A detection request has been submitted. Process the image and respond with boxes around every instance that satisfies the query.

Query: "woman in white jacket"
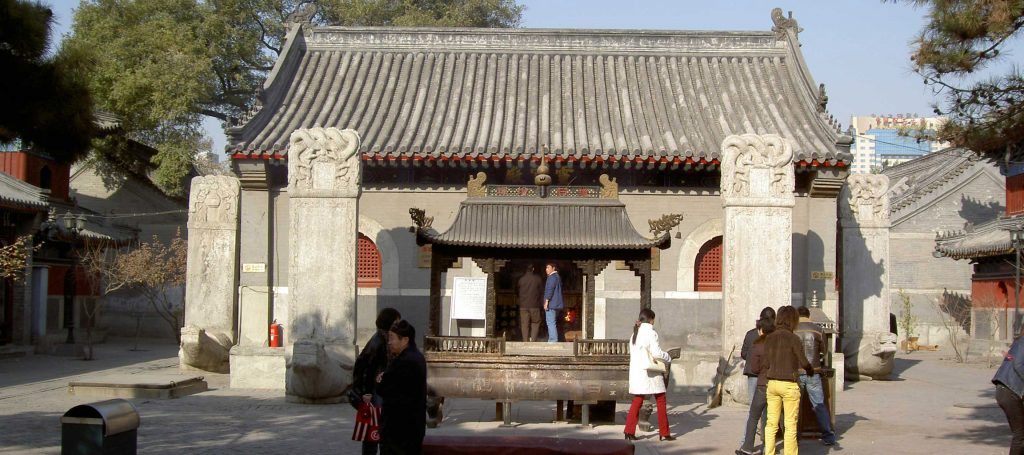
[623,308,675,441]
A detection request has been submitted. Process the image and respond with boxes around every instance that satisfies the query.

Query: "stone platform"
[67,373,207,399]
[229,345,286,390]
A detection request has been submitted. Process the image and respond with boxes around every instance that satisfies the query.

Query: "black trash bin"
[61,399,139,455]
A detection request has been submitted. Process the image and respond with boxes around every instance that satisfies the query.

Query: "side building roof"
[227,10,851,168]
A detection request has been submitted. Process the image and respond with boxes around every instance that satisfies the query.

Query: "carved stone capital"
[720,134,794,204]
[840,174,890,228]
[287,128,361,197]
[188,176,241,230]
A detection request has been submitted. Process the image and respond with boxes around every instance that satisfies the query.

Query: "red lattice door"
[695,236,723,292]
[357,234,382,288]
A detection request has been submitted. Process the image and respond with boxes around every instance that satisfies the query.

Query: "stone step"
[504,341,575,356]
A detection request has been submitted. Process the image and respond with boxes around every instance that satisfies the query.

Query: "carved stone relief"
[720,133,793,199]
[841,174,890,226]
[188,176,240,228]
[287,128,361,195]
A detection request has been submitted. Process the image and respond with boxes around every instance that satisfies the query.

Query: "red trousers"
[623,393,670,437]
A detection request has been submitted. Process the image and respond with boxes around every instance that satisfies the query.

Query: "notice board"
[450,277,487,320]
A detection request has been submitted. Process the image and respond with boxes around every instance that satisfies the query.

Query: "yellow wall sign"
[242,263,266,273]
[810,271,833,280]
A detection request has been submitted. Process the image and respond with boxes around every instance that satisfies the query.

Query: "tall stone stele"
[180,175,241,373]
[840,174,897,380]
[719,133,794,404]
[286,127,361,403]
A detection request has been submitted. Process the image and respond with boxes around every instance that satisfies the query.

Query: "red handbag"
[352,402,381,443]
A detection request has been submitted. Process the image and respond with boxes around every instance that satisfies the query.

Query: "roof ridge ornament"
[599,174,618,199]
[771,7,802,41]
[649,213,684,239]
[467,172,487,197]
[409,208,433,230]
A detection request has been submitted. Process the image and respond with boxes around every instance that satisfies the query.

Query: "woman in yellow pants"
[762,306,813,455]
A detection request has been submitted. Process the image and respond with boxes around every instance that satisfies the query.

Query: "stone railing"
[424,336,505,354]
[573,339,630,357]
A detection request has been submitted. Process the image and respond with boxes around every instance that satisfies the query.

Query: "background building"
[849,115,950,174]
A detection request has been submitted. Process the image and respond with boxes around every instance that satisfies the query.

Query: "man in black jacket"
[352,308,401,455]
[795,306,836,446]
[378,320,427,455]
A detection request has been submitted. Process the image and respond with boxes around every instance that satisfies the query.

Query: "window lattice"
[357,234,381,288]
[694,236,723,292]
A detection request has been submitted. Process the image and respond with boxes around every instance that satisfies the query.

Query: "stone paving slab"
[0,340,1011,454]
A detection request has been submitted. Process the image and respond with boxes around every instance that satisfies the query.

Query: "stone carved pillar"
[180,176,241,373]
[720,133,794,404]
[286,127,361,403]
[840,174,897,381]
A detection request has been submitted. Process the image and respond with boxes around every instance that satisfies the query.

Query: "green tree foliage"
[898,0,1024,156]
[0,0,95,161]
[67,0,522,195]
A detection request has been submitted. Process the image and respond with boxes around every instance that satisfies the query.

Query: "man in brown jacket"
[795,306,837,445]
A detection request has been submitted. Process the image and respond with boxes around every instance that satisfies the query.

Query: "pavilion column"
[285,127,361,403]
[573,260,610,339]
[474,258,507,338]
[840,175,897,381]
[180,176,240,373]
[719,133,794,404]
[626,259,653,311]
[428,252,456,337]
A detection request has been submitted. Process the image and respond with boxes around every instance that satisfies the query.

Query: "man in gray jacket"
[795,306,836,446]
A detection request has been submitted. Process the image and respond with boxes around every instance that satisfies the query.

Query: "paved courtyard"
[0,340,1010,454]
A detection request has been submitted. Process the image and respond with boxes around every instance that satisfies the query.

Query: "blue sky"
[43,0,992,156]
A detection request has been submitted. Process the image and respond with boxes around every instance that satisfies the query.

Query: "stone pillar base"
[843,331,897,381]
[229,345,286,390]
[179,326,231,373]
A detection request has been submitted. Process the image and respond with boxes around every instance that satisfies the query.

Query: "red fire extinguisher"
[269,321,283,348]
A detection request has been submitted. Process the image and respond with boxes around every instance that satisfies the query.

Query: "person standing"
[352,308,401,455]
[763,306,813,455]
[623,308,675,442]
[543,262,564,343]
[517,264,543,342]
[739,307,776,445]
[993,334,1024,454]
[737,314,776,455]
[377,320,427,455]
[794,306,837,446]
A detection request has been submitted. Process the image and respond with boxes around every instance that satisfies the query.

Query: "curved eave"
[416,199,671,251]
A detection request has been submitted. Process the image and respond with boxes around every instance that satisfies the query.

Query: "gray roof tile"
[228,27,851,165]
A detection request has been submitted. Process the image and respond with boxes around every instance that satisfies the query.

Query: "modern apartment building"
[849,114,950,174]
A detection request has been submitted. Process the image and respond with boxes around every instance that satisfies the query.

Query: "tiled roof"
[0,172,47,210]
[934,215,1022,260]
[884,149,1002,224]
[228,23,851,166]
[418,197,668,250]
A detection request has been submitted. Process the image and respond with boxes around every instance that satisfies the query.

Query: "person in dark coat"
[993,334,1024,454]
[377,320,427,455]
[352,308,401,455]
[739,307,776,446]
[517,264,544,342]
[737,314,776,455]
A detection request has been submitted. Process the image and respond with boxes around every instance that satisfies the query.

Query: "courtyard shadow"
[933,388,1008,448]
[0,340,179,389]
[890,356,923,379]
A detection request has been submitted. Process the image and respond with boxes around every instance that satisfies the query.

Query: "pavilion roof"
[934,215,1021,260]
[416,189,670,250]
[228,15,852,168]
